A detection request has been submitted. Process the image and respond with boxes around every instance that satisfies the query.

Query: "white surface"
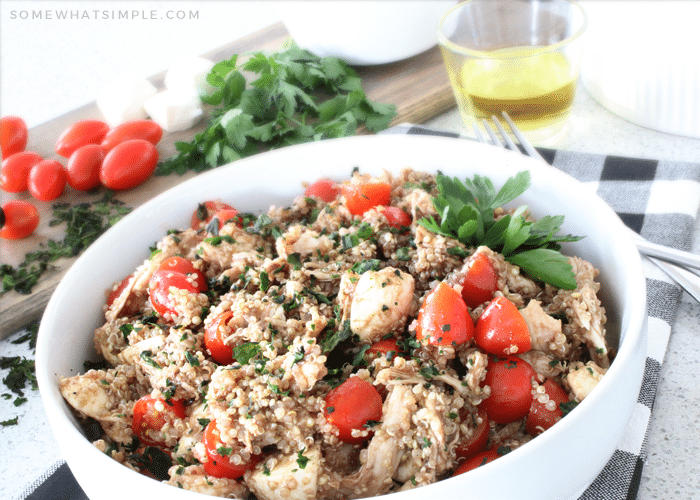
[35,134,647,500]
[2,2,700,500]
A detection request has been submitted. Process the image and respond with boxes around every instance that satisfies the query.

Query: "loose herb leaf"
[418,172,581,289]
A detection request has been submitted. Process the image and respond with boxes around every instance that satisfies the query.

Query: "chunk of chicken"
[520,300,569,357]
[276,225,334,260]
[349,267,415,343]
[566,361,607,401]
[247,445,322,500]
[165,464,249,498]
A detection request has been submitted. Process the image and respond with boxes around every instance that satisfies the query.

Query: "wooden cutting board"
[0,21,456,339]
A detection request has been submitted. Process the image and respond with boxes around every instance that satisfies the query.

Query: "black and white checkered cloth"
[20,125,700,500]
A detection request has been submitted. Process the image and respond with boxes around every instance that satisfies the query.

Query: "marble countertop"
[2,2,699,500]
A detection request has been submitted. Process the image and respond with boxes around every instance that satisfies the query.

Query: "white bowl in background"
[275,1,457,65]
[36,135,647,500]
[581,1,700,138]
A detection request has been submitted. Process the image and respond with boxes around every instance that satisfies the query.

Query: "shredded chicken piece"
[566,361,607,401]
[165,465,249,498]
[520,300,570,357]
[248,445,322,500]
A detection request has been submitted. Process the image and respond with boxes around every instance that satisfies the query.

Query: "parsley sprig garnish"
[156,46,397,176]
[418,171,582,289]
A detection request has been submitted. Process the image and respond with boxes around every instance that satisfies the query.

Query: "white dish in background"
[36,135,647,500]
[275,1,457,65]
[581,1,700,138]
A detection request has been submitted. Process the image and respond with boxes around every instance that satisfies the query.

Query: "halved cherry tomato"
[305,178,340,202]
[458,252,499,308]
[1,151,43,192]
[377,206,411,229]
[416,282,474,346]
[55,119,110,158]
[526,378,570,435]
[148,257,207,318]
[203,420,261,479]
[101,120,163,152]
[324,376,383,444]
[28,159,66,201]
[132,395,187,446]
[480,355,537,424]
[365,337,404,362]
[342,181,391,216]
[455,406,490,460]
[204,311,235,365]
[66,144,104,191]
[210,209,241,230]
[0,200,39,239]
[100,139,158,190]
[190,200,235,230]
[475,297,531,355]
[106,274,141,317]
[1,116,28,159]
[453,448,501,476]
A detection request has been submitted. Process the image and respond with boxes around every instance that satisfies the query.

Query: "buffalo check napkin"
[18,124,700,500]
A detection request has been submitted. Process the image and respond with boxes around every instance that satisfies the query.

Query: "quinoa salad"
[60,167,611,499]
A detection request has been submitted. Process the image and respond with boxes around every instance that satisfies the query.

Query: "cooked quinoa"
[60,167,611,499]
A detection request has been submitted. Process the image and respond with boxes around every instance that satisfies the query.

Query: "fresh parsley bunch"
[418,171,582,289]
[157,47,397,175]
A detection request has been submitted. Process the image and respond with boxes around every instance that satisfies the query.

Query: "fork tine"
[481,119,502,146]
[500,111,548,163]
[472,123,487,144]
[490,115,519,152]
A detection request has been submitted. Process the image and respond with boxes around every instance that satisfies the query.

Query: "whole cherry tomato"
[55,119,110,158]
[416,282,474,346]
[377,206,411,229]
[0,200,39,239]
[342,181,391,216]
[28,159,66,201]
[475,297,531,356]
[455,406,490,460]
[1,116,28,159]
[1,151,43,192]
[66,144,104,191]
[453,448,501,476]
[132,395,187,446]
[526,378,570,435]
[458,252,499,308]
[202,420,261,479]
[100,139,158,190]
[190,200,235,230]
[480,355,537,424]
[324,376,383,444]
[204,311,235,365]
[304,178,340,202]
[101,120,163,152]
[210,209,241,230]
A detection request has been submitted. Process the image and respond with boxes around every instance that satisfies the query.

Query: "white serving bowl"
[275,1,457,65]
[36,135,647,500]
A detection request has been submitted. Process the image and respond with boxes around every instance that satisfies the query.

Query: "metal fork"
[474,111,700,302]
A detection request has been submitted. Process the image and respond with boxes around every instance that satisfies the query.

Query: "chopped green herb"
[296,448,309,469]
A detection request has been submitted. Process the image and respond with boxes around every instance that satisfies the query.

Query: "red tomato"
[416,282,474,346]
[475,297,531,355]
[377,206,411,229]
[480,355,537,424]
[105,274,141,317]
[0,200,39,239]
[190,201,235,230]
[1,116,28,159]
[131,395,186,446]
[305,178,340,202]
[1,151,43,192]
[99,139,158,190]
[66,144,104,191]
[526,379,570,435]
[202,420,261,479]
[148,257,207,318]
[365,337,404,361]
[101,120,163,152]
[453,448,500,476]
[55,119,110,158]
[342,181,391,216]
[211,209,241,230]
[204,311,235,365]
[455,407,490,460]
[324,377,383,444]
[28,159,66,201]
[157,256,208,287]
[459,252,499,308]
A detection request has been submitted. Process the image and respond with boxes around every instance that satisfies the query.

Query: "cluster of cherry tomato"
[0,115,162,240]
